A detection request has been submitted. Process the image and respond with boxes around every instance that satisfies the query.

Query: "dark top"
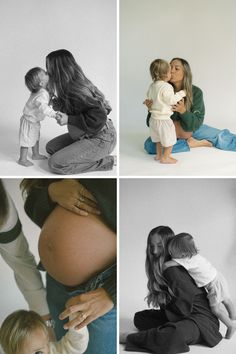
[0,218,21,244]
[146,85,205,132]
[24,179,117,304]
[164,266,222,347]
[52,96,109,140]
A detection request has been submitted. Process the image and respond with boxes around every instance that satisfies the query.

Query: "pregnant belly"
[38,206,116,286]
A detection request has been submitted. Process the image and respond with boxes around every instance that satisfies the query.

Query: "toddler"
[0,309,88,354]
[165,233,236,339]
[145,59,186,164]
[18,67,59,167]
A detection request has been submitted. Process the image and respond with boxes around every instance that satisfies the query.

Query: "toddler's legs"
[154,142,162,161]
[161,146,177,164]
[18,147,33,167]
[223,298,236,320]
[211,303,236,339]
[32,140,47,160]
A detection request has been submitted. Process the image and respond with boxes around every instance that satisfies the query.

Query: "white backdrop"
[0,0,117,173]
[120,178,236,320]
[120,0,236,132]
[0,179,41,322]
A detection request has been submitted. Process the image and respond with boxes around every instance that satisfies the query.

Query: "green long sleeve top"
[147,85,205,132]
[24,179,117,305]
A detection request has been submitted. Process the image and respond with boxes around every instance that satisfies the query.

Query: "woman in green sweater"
[145,58,214,153]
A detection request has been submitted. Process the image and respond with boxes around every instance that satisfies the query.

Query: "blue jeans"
[46,264,117,354]
[46,119,117,174]
[144,124,236,154]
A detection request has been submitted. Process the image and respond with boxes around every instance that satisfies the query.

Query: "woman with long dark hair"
[45,49,116,174]
[121,226,222,353]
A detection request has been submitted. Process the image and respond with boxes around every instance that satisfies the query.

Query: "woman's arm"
[24,180,100,227]
[57,100,107,137]
[172,86,205,132]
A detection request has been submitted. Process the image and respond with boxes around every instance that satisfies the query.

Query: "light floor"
[0,123,117,177]
[120,131,236,177]
[119,318,236,354]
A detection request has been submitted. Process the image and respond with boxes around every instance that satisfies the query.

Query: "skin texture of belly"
[38,206,116,286]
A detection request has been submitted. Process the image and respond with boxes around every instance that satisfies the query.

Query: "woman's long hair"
[20,179,56,197]
[170,57,193,111]
[0,180,9,228]
[145,226,175,307]
[46,49,111,113]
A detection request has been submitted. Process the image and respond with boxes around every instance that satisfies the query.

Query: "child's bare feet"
[32,154,47,160]
[160,156,177,164]
[18,159,34,167]
[120,332,129,344]
[225,321,236,339]
[154,154,161,161]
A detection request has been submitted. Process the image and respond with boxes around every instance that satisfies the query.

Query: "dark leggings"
[125,309,201,354]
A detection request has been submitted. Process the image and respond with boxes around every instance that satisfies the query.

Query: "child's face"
[38,70,49,89]
[21,327,49,354]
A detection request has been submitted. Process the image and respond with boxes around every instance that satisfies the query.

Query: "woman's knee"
[48,154,64,174]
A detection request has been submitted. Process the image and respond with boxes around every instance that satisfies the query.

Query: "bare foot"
[187,137,213,148]
[119,332,129,344]
[225,322,236,339]
[154,154,161,161]
[32,154,47,160]
[160,156,177,164]
[18,159,34,167]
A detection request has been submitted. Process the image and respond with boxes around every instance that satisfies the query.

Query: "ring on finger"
[79,311,87,321]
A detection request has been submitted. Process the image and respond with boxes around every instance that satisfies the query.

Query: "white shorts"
[19,116,41,148]
[206,273,230,307]
[149,118,176,147]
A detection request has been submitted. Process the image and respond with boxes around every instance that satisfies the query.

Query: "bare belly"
[38,206,116,286]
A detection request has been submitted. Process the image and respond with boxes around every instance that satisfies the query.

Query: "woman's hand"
[59,288,114,330]
[48,179,100,216]
[172,99,186,114]
[56,112,68,125]
[143,98,153,110]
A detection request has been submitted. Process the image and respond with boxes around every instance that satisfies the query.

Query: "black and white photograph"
[0,0,117,176]
[120,178,236,353]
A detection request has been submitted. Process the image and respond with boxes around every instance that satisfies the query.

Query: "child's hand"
[143,99,153,110]
[56,112,69,125]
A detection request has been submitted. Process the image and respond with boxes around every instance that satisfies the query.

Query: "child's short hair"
[150,59,170,81]
[168,233,198,258]
[0,310,48,354]
[25,67,43,93]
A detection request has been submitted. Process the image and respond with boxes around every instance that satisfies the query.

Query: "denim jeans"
[46,264,117,354]
[46,119,117,174]
[144,124,236,154]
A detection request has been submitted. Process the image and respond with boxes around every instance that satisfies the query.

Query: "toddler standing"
[145,59,186,164]
[18,67,59,167]
[165,233,236,339]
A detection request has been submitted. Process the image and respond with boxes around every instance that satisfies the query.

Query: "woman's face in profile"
[149,234,163,258]
[169,59,184,84]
